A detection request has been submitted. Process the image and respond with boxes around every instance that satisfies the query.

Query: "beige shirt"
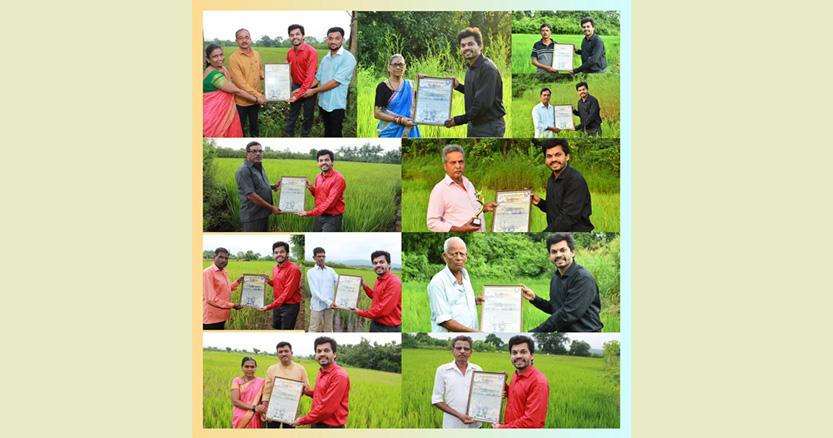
[262,361,310,404]
[228,48,263,106]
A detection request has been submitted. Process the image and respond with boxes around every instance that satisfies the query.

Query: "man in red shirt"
[493,335,549,428]
[202,247,243,330]
[285,23,318,137]
[257,241,302,329]
[350,250,401,332]
[294,149,346,232]
[292,336,350,428]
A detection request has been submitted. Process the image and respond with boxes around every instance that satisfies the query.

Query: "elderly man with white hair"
[426,145,497,233]
[427,237,485,332]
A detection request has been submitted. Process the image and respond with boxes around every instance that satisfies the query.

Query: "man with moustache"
[571,17,607,74]
[431,336,483,428]
[572,81,603,137]
[301,27,356,137]
[307,247,338,332]
[292,337,351,428]
[228,28,265,137]
[257,241,303,330]
[293,149,346,232]
[260,341,311,428]
[426,145,497,233]
[531,139,594,232]
[349,250,402,332]
[285,24,318,137]
[427,237,484,332]
[532,88,566,138]
[521,233,603,332]
[530,23,576,74]
[492,335,549,428]
[235,141,282,232]
[202,248,243,330]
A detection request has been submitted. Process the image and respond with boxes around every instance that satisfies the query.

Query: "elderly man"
[432,335,483,428]
[260,341,311,428]
[531,139,594,232]
[235,141,281,232]
[302,27,356,137]
[426,145,496,232]
[492,335,549,429]
[202,247,243,329]
[427,237,484,332]
[228,28,264,137]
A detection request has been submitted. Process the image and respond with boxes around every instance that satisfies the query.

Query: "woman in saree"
[231,356,266,428]
[203,44,265,137]
[374,54,421,138]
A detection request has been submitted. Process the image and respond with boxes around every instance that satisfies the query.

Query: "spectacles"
[453,346,472,351]
[389,62,406,68]
[248,150,263,154]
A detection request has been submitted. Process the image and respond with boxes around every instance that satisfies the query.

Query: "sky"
[203,332,399,358]
[203,234,297,255]
[426,332,620,351]
[203,11,352,42]
[305,233,401,265]
[209,137,400,154]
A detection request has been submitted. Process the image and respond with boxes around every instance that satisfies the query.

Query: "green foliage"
[532,332,569,354]
[569,340,592,356]
[511,11,621,36]
[203,138,237,231]
[602,340,620,393]
[484,333,504,349]
[511,33,620,74]
[336,339,402,373]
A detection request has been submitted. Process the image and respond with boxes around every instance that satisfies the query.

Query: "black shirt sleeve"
[532,273,597,332]
[545,172,590,232]
[375,82,393,108]
[461,66,499,124]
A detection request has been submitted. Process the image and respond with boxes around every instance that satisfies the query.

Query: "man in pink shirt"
[285,24,318,137]
[202,248,243,330]
[427,145,496,232]
[292,336,350,428]
[294,149,346,232]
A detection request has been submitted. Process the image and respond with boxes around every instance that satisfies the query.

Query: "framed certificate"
[278,176,307,213]
[466,371,506,423]
[551,43,574,71]
[491,190,532,232]
[265,377,304,425]
[480,285,523,333]
[553,105,575,130]
[413,76,454,126]
[264,63,291,101]
[334,274,363,309]
[239,274,266,308]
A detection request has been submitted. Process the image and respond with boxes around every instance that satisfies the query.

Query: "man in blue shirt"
[301,27,356,137]
[307,246,338,332]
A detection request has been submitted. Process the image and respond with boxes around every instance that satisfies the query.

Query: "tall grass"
[401,349,619,428]
[511,34,620,74]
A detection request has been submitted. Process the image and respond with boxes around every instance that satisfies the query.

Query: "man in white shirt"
[306,246,338,332]
[532,87,559,138]
[432,335,482,428]
[427,237,484,332]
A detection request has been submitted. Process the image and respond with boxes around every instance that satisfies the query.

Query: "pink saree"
[231,376,265,428]
[203,67,244,137]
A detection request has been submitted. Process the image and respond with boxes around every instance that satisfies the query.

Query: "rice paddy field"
[202,350,402,428]
[511,34,620,74]
[213,46,329,65]
[209,158,400,232]
[401,348,619,428]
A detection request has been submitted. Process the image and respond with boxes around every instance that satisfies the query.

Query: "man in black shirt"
[522,233,603,332]
[573,81,602,136]
[444,27,506,138]
[572,17,607,74]
[531,139,594,232]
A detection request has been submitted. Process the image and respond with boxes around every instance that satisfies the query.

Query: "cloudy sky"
[427,332,620,351]
[305,233,401,265]
[203,332,399,357]
[203,234,297,255]
[203,10,352,42]
[208,137,400,154]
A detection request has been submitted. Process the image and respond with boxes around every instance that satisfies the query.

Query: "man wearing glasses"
[431,335,483,428]
[235,141,282,232]
[228,28,264,137]
[427,237,484,332]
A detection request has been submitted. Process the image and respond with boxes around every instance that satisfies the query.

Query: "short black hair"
[204,43,222,67]
[540,87,551,95]
[371,250,391,264]
[214,247,229,257]
[539,23,552,31]
[272,241,290,253]
[313,247,326,256]
[288,24,305,36]
[241,356,257,366]
[246,141,261,153]
[316,149,334,161]
[508,335,535,354]
[576,81,589,91]
[451,335,473,349]
[314,336,338,353]
[541,138,570,156]
[581,17,595,27]
[327,27,345,37]
[457,27,483,47]
[546,233,575,252]
[276,341,292,351]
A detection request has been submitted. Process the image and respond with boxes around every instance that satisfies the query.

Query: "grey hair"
[389,54,405,64]
[442,144,465,164]
[443,236,466,254]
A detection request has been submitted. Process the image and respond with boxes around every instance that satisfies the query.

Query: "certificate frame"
[264,63,292,102]
[278,176,307,213]
[264,376,305,425]
[551,43,575,72]
[238,274,266,308]
[466,371,506,423]
[553,105,575,131]
[479,284,523,333]
[413,76,454,126]
[491,190,532,232]
[333,274,363,309]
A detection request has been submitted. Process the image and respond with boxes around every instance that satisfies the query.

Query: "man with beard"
[431,336,482,428]
[228,28,265,137]
[292,337,351,428]
[531,139,594,232]
[202,247,243,330]
[302,27,356,137]
[572,81,603,137]
[260,341,310,428]
[293,149,346,232]
[571,17,607,74]
[350,250,401,332]
[426,145,496,232]
[235,141,282,232]
[492,335,549,429]
[257,241,303,330]
[521,233,603,332]
[427,237,484,332]
[285,24,318,137]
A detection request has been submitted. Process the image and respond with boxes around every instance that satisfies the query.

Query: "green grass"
[203,260,279,330]
[401,349,619,428]
[209,158,400,232]
[511,34,620,74]
[203,350,402,428]
[215,46,330,65]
